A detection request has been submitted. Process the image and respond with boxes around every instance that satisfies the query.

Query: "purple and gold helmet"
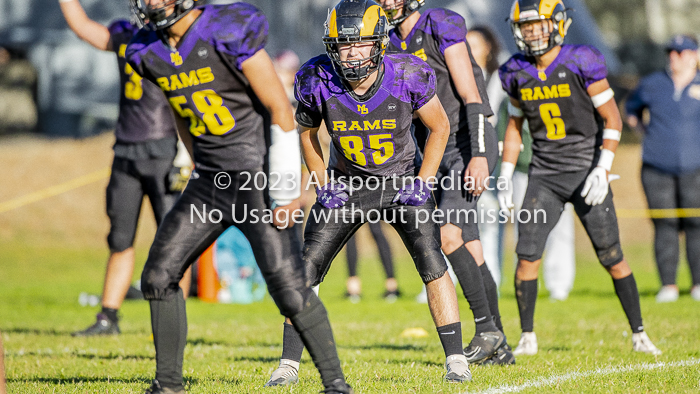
[381,0,425,26]
[129,0,200,31]
[509,0,571,56]
[323,0,390,82]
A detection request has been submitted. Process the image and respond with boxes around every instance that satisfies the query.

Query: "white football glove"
[581,167,610,206]
[497,161,515,211]
[268,124,302,207]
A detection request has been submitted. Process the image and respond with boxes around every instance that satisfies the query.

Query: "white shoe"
[655,286,679,303]
[513,332,538,356]
[691,285,700,301]
[445,354,471,383]
[632,332,662,355]
[549,290,569,301]
[264,359,299,387]
[415,286,428,304]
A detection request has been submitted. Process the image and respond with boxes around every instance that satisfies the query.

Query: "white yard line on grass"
[470,358,700,394]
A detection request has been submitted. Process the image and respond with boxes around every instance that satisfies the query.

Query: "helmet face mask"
[129,0,197,31]
[323,0,390,82]
[509,0,570,56]
[379,0,425,26]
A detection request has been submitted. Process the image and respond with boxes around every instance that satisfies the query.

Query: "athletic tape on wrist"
[269,124,301,203]
[603,128,621,142]
[591,88,614,108]
[598,149,615,171]
[500,161,515,180]
[466,103,486,155]
[507,101,524,117]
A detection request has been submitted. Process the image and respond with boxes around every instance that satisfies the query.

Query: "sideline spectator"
[0,47,38,134]
[626,34,700,302]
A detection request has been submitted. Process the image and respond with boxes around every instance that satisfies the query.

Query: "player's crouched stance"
[498,0,661,356]
[267,0,471,386]
[126,0,351,393]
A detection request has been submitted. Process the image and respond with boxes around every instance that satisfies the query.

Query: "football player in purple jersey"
[266,0,473,386]
[380,0,510,365]
[59,0,192,338]
[498,0,661,357]
[126,0,350,392]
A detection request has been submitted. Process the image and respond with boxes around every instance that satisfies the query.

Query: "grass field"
[1,135,700,393]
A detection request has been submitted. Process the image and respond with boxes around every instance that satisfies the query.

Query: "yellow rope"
[616,208,700,219]
[0,168,110,214]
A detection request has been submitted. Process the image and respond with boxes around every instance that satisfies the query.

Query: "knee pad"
[107,230,134,253]
[140,265,179,301]
[597,242,624,268]
[269,285,312,318]
[289,290,327,332]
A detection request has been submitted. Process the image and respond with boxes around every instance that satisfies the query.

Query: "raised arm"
[58,0,112,51]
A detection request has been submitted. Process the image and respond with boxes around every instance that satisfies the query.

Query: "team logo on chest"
[170,51,183,66]
[401,41,407,50]
[198,48,208,59]
[416,36,423,45]
[538,71,547,81]
[357,104,369,115]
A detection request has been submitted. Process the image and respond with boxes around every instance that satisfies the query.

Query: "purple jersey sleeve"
[207,3,269,71]
[388,54,437,111]
[125,29,157,79]
[107,20,135,38]
[499,55,525,99]
[293,56,328,127]
[571,45,607,88]
[427,9,468,55]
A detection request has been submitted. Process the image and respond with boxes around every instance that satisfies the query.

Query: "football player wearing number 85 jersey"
[126,1,350,393]
[498,0,661,357]
[266,0,473,386]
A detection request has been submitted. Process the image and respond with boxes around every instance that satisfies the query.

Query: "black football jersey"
[295,54,436,178]
[108,20,176,143]
[387,9,493,149]
[126,3,270,172]
[499,45,608,175]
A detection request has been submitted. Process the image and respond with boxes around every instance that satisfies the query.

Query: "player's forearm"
[174,115,194,159]
[300,128,328,187]
[418,129,448,181]
[597,99,623,155]
[502,117,523,165]
[59,0,111,51]
[445,43,482,104]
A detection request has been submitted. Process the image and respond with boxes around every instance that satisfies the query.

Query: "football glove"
[316,183,349,209]
[497,162,515,211]
[392,178,432,206]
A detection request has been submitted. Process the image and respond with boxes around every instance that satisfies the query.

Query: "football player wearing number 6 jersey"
[58,0,193,338]
[266,0,473,386]
[126,1,350,393]
[498,0,661,357]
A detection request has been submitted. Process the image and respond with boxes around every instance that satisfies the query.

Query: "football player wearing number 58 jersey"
[498,0,661,357]
[58,0,193,338]
[126,1,350,393]
[266,0,473,386]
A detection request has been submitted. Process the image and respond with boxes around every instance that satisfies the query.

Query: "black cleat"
[144,379,185,394]
[71,313,120,337]
[482,343,516,366]
[463,330,505,364]
[383,289,401,303]
[321,378,354,394]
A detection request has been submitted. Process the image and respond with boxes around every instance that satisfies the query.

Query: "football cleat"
[692,285,700,301]
[512,332,538,356]
[144,380,185,394]
[264,359,299,387]
[655,286,679,303]
[632,332,662,355]
[482,343,516,366]
[383,289,400,303]
[445,354,472,383]
[463,330,505,364]
[71,313,120,337]
[321,378,354,394]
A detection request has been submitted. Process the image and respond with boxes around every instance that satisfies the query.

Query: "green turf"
[1,240,699,393]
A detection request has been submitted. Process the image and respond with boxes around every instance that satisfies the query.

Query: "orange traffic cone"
[197,243,219,303]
